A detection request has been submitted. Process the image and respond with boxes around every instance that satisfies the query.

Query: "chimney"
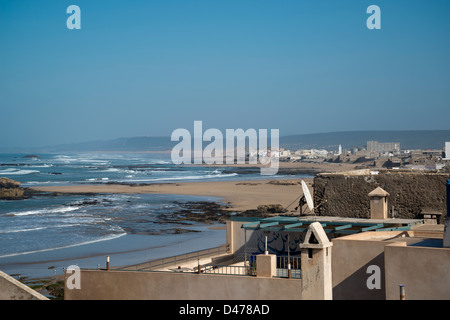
[300,222,333,300]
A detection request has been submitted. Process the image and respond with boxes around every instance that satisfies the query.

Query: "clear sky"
[1,0,449,148]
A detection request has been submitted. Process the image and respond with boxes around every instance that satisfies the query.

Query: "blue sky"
[1,0,449,148]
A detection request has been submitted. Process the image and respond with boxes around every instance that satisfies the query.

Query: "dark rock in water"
[256,204,286,214]
[238,204,287,218]
[0,177,27,200]
[160,201,288,225]
[167,228,201,234]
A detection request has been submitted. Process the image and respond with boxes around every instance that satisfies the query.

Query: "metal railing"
[276,255,301,279]
[276,268,302,279]
[277,255,301,270]
[197,262,301,278]
[111,247,301,279]
[202,265,256,276]
[247,254,302,279]
[114,245,228,272]
[195,254,302,278]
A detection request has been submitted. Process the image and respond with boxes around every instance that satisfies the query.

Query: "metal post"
[399,284,406,300]
[288,233,291,278]
[265,236,268,255]
[244,229,247,267]
[106,256,110,271]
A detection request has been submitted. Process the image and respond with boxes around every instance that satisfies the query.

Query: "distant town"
[271,141,450,171]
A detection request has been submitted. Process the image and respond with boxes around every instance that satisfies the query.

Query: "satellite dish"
[295,180,315,215]
[302,180,314,213]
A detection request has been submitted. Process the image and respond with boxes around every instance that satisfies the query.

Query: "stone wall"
[313,170,450,220]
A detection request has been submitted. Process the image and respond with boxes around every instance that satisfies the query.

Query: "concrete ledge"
[0,270,49,300]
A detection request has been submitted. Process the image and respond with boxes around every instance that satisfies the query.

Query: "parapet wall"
[0,270,48,300]
[313,170,450,220]
[385,242,450,300]
[64,269,302,300]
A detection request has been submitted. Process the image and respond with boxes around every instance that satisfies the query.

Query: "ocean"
[0,152,310,278]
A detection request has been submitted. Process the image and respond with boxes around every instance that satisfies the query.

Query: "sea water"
[0,152,309,278]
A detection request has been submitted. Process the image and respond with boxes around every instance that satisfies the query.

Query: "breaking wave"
[11,206,82,216]
[0,232,126,259]
[0,168,40,175]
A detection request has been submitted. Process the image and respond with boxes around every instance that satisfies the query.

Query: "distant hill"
[3,130,450,153]
[33,136,175,153]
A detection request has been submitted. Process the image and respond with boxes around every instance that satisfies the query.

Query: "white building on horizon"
[445,142,450,160]
[367,141,400,154]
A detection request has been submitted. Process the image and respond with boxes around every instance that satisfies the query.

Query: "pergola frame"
[238,216,422,235]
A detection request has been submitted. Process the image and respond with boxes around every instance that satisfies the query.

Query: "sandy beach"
[30,161,359,213]
[29,162,362,211]
[31,177,313,213]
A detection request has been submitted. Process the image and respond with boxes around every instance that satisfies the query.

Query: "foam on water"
[11,206,82,216]
[0,168,40,175]
[0,226,48,234]
[120,173,239,183]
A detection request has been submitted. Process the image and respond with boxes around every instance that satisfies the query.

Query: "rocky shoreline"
[0,177,27,200]
[165,200,288,225]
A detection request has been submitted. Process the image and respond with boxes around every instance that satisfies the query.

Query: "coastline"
[6,177,315,298]
[24,161,360,214]
[30,177,313,213]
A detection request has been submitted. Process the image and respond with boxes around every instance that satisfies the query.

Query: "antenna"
[295,180,315,215]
